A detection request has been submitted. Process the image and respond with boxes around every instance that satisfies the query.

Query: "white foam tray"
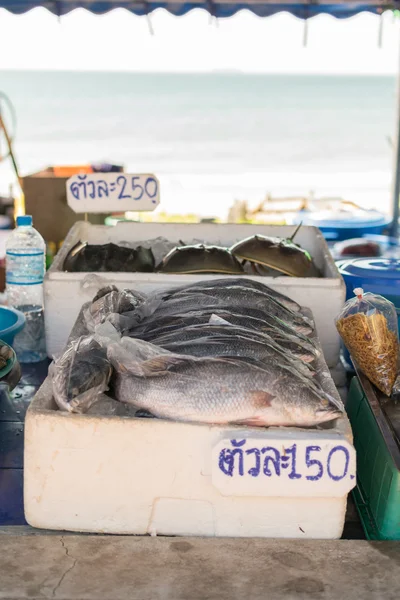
[44,221,345,366]
[24,318,355,538]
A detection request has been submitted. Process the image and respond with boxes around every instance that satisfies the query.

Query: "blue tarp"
[0,0,398,18]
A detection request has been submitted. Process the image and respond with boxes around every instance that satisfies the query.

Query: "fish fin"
[135,409,156,419]
[248,390,275,408]
[140,354,190,376]
[108,337,186,378]
[208,314,234,326]
[233,416,268,427]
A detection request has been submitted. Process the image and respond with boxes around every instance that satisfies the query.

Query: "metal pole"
[378,15,384,48]
[303,19,308,47]
[0,113,22,190]
[390,26,400,238]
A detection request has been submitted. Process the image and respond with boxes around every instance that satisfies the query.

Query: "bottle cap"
[16,215,32,227]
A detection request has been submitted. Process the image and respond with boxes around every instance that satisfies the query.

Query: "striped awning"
[0,0,398,18]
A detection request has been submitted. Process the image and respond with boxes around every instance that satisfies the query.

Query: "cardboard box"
[22,168,109,244]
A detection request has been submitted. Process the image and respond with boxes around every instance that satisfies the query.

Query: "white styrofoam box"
[24,328,355,538]
[44,221,345,365]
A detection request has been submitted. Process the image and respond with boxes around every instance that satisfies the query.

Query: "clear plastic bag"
[50,335,113,413]
[335,288,399,395]
[84,287,148,333]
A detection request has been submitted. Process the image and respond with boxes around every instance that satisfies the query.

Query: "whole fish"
[163,277,301,313]
[158,335,315,379]
[155,287,312,334]
[153,323,317,363]
[108,342,343,427]
[132,307,315,344]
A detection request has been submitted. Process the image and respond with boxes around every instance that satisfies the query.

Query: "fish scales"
[159,335,315,379]
[156,286,312,334]
[110,351,342,427]
[163,277,301,313]
[131,306,314,344]
[152,323,317,363]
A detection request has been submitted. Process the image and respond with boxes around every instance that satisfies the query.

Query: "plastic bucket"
[337,258,400,368]
[0,307,25,346]
[291,211,391,242]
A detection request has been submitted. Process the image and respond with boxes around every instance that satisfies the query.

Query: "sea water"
[0,70,396,217]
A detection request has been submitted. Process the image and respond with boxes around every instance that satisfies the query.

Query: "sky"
[0,8,399,74]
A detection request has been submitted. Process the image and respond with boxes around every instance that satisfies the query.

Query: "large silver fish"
[152,323,317,363]
[163,278,301,313]
[158,335,315,379]
[133,307,314,346]
[108,339,343,427]
[154,287,312,335]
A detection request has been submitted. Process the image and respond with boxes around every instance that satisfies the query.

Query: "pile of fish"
[63,226,321,278]
[50,278,343,428]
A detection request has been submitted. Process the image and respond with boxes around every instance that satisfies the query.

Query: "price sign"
[212,438,356,498]
[66,173,160,213]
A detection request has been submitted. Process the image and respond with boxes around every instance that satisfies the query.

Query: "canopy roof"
[0,0,398,18]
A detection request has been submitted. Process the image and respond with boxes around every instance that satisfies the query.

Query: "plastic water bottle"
[6,215,47,362]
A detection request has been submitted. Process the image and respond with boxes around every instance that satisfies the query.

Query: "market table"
[3,363,400,600]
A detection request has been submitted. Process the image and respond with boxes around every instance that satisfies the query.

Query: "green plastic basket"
[347,372,400,540]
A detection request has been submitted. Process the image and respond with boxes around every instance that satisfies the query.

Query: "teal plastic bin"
[346,369,400,540]
[0,307,25,346]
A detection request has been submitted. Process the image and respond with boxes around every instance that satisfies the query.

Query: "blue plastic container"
[337,258,400,368]
[292,211,391,242]
[0,307,25,346]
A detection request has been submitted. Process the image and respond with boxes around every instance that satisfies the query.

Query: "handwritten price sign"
[212,438,356,498]
[66,173,160,213]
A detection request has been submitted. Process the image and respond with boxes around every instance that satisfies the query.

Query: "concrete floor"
[0,530,398,600]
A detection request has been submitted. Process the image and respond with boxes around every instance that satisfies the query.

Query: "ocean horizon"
[0,70,396,218]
